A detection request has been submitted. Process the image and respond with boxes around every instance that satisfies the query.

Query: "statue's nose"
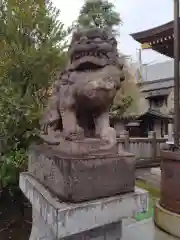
[105,81,115,90]
[89,80,115,90]
[90,81,99,88]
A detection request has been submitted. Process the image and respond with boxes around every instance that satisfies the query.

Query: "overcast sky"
[52,0,173,64]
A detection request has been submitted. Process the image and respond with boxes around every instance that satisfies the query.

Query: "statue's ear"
[113,87,125,106]
[119,70,125,83]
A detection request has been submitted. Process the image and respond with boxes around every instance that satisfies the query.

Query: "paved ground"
[122,219,179,240]
[136,167,161,189]
[126,168,179,239]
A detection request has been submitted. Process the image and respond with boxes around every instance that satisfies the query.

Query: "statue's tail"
[39,116,63,145]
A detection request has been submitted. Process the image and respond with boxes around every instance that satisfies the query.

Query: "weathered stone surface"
[56,138,118,155]
[40,28,126,147]
[29,208,56,240]
[28,144,135,202]
[19,173,148,240]
[63,221,122,240]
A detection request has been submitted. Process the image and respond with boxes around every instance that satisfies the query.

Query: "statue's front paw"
[63,126,84,141]
[39,129,62,145]
[101,127,116,146]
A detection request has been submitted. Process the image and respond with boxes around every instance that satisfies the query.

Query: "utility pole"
[173,0,180,147]
[137,48,143,82]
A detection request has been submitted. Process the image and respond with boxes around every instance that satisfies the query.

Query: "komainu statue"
[40,28,125,149]
[29,28,135,202]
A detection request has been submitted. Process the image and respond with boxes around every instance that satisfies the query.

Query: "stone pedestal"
[28,144,135,203]
[20,173,148,240]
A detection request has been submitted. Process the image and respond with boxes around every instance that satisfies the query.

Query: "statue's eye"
[109,37,117,45]
[94,38,102,42]
[80,36,88,41]
[119,64,124,70]
[120,76,125,82]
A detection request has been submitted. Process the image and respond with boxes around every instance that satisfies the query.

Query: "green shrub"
[0,0,70,194]
[0,149,27,195]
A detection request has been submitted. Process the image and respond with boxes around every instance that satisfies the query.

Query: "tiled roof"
[140,78,173,92]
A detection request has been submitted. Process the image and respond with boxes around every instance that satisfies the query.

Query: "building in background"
[111,20,178,138]
[111,60,174,138]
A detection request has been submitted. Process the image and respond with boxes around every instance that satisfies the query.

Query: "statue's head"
[68,28,120,71]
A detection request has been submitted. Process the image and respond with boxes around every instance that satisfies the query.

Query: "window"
[164,122,168,135]
[165,97,168,106]
[148,120,154,132]
[161,120,168,137]
[149,96,167,109]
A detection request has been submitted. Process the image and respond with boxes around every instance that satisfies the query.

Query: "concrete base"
[154,201,180,238]
[20,172,148,240]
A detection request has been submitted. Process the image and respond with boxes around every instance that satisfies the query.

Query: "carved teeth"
[73,50,108,61]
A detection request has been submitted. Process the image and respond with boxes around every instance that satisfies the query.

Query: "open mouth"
[73,56,107,70]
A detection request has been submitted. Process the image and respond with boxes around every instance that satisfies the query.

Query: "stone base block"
[20,173,148,240]
[28,144,135,203]
[154,201,180,238]
[30,208,122,240]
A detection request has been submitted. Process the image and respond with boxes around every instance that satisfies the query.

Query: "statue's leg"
[61,109,84,140]
[95,111,116,146]
[60,85,84,140]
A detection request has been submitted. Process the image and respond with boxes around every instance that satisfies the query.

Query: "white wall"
[154,120,162,138]
[114,122,125,136]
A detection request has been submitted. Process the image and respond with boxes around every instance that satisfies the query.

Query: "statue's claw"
[63,126,84,141]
